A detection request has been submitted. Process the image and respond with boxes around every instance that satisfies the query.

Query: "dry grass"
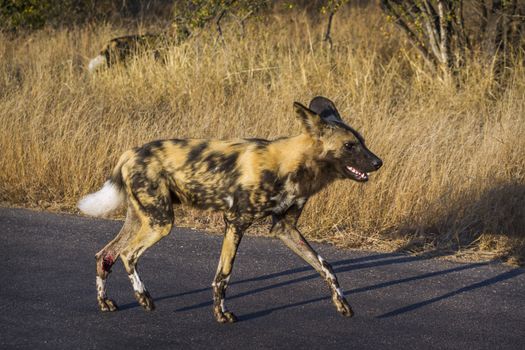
[1,7,524,264]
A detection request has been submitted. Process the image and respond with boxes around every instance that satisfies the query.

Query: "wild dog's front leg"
[316,253,353,317]
[212,218,248,323]
[273,216,353,317]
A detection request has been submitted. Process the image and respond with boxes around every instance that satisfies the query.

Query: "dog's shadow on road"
[117,249,524,322]
[236,264,524,322]
[374,267,523,318]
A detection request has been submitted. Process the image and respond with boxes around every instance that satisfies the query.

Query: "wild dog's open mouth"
[345,165,369,181]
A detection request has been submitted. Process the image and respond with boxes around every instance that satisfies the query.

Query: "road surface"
[1,207,524,349]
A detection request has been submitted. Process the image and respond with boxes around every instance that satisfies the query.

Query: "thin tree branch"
[324,11,335,49]
[380,0,437,68]
[232,10,253,37]
[215,0,238,42]
[216,9,227,40]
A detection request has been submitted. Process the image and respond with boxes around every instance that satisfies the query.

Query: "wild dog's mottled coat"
[79,96,382,323]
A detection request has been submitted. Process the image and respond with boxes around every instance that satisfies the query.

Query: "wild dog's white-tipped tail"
[88,54,107,73]
[78,181,124,217]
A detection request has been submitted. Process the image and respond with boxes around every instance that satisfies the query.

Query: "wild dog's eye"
[344,142,356,150]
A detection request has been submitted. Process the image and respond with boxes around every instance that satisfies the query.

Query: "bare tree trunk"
[482,0,504,58]
[437,0,452,78]
[418,1,442,61]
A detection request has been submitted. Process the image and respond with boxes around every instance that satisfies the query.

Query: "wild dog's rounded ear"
[309,96,343,124]
[294,102,325,136]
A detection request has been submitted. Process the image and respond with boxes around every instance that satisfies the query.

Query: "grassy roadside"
[1,7,524,264]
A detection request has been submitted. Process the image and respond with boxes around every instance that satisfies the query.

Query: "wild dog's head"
[294,96,382,182]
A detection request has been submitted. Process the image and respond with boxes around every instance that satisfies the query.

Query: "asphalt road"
[1,207,524,349]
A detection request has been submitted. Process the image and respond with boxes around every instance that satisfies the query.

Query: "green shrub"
[0,0,50,31]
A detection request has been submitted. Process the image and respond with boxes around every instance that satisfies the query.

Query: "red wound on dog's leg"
[102,255,114,272]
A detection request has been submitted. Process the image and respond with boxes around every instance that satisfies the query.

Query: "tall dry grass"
[1,7,524,263]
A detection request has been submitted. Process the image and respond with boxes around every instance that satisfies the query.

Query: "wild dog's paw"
[98,297,118,312]
[333,295,353,317]
[214,310,238,323]
[135,291,155,311]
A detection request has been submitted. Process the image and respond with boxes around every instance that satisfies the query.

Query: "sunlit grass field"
[1,7,523,263]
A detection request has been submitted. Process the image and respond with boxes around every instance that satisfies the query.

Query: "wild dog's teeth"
[346,165,368,179]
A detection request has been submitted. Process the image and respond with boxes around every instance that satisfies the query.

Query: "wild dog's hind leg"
[119,175,174,311]
[272,207,353,317]
[95,207,141,312]
[119,222,172,311]
[212,216,250,323]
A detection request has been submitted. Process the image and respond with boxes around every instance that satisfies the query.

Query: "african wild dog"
[78,96,382,323]
[87,26,189,72]
[88,34,162,72]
